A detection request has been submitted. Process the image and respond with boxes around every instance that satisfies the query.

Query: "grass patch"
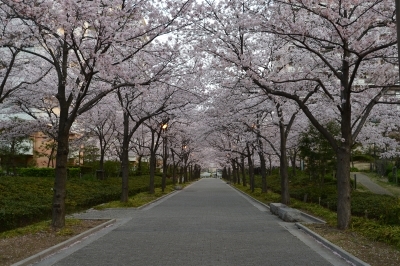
[0,218,83,239]
[94,185,176,210]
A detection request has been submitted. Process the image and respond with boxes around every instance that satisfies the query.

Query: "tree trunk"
[241,155,246,186]
[336,46,352,230]
[246,144,254,192]
[97,138,105,180]
[232,160,237,183]
[259,151,267,193]
[170,149,176,184]
[179,166,183,184]
[47,144,56,168]
[268,154,272,175]
[136,155,142,176]
[149,151,156,194]
[149,131,156,194]
[222,167,227,180]
[120,111,130,202]
[235,158,240,184]
[173,163,177,185]
[290,150,297,177]
[161,137,167,192]
[279,122,290,205]
[52,132,69,229]
[183,164,188,183]
[336,146,351,230]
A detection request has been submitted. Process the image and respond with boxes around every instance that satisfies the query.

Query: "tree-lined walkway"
[35,179,350,266]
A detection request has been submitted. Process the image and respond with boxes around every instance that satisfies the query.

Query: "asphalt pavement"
[351,172,393,196]
[31,178,357,266]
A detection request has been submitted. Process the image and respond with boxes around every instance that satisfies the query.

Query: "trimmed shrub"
[0,175,171,232]
[17,168,54,177]
[350,167,359,172]
[352,154,373,162]
[16,167,80,178]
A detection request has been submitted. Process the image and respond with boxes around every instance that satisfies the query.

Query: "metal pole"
[396,0,400,80]
[354,174,357,190]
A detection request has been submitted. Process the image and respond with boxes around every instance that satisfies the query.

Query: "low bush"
[0,174,171,232]
[351,192,400,224]
[352,154,373,162]
[17,167,82,179]
[17,168,55,177]
[351,217,400,249]
[251,173,400,225]
[387,171,400,185]
[235,173,400,250]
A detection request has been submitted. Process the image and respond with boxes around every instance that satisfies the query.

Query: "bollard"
[354,174,357,190]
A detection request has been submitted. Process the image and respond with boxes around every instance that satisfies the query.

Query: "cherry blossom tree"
[193,0,399,229]
[2,0,195,228]
[79,100,119,179]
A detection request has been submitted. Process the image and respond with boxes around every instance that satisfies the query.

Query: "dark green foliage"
[79,166,94,178]
[351,217,400,249]
[350,167,359,172]
[102,160,121,177]
[0,127,33,174]
[254,172,400,225]
[351,192,400,225]
[136,161,150,175]
[17,168,55,177]
[240,175,400,249]
[352,154,374,162]
[299,121,339,180]
[387,171,400,184]
[16,168,82,179]
[0,174,171,232]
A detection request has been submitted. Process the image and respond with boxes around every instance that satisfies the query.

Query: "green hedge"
[253,173,400,225]
[0,175,170,232]
[352,154,373,162]
[16,168,80,178]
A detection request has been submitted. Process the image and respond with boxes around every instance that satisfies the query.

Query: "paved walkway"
[351,172,393,196]
[35,179,352,266]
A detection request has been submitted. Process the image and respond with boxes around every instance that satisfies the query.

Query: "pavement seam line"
[295,223,371,266]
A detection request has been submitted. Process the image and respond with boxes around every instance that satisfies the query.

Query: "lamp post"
[161,123,168,192]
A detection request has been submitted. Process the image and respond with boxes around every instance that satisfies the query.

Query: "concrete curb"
[228,184,271,209]
[11,219,116,266]
[137,181,201,210]
[229,184,326,223]
[295,223,371,266]
[137,190,178,210]
[300,211,326,224]
[137,181,200,210]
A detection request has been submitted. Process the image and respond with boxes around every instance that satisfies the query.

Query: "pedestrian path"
[34,179,354,266]
[351,172,393,196]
